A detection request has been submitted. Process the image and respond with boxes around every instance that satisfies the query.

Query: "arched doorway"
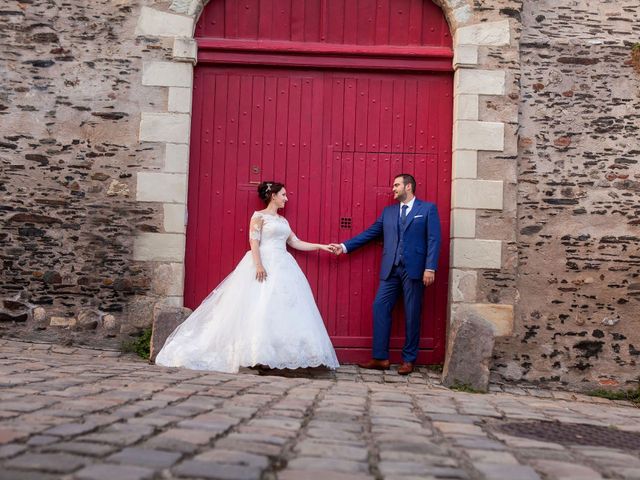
[184,0,453,364]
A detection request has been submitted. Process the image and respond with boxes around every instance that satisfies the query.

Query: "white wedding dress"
[155,211,339,373]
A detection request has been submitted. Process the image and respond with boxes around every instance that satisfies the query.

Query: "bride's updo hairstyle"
[257,181,285,205]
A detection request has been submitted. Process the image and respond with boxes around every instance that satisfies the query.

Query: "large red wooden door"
[185,0,453,364]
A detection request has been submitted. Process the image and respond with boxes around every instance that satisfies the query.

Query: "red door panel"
[186,66,452,364]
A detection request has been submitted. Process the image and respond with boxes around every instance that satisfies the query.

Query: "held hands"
[423,270,435,287]
[328,243,343,255]
[318,244,343,255]
[318,244,335,254]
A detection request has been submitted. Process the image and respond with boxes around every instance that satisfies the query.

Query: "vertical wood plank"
[262,75,278,181]
[342,77,357,152]
[391,78,406,152]
[291,0,305,42]
[356,0,377,45]
[354,77,369,152]
[272,0,293,40]
[374,0,390,45]
[249,75,265,185]
[192,71,216,304]
[258,0,274,38]
[285,75,302,265]
[330,76,344,153]
[303,0,321,42]
[350,151,366,335]
[274,76,289,181]
[207,74,229,294]
[325,0,345,44]
[337,152,353,337]
[224,0,239,38]
[388,0,410,45]
[343,0,358,44]
[238,0,260,39]
[184,69,205,307]
[403,78,418,153]
[366,78,381,151]
[221,74,241,272]
[408,0,423,45]
[379,78,393,152]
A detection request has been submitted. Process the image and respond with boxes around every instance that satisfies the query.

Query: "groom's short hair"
[395,174,416,194]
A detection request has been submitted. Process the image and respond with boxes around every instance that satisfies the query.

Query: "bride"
[155,181,340,373]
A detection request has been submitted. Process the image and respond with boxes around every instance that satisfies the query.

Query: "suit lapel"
[390,203,400,242]
[402,199,422,231]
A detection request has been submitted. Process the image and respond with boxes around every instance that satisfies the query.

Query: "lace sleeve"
[249,213,264,241]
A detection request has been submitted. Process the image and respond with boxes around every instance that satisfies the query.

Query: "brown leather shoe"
[397,362,414,375]
[358,358,390,370]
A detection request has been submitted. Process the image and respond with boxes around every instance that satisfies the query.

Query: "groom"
[331,174,441,375]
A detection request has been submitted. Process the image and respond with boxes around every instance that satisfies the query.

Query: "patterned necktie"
[401,204,408,226]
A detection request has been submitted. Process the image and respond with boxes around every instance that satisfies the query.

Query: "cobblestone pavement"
[1,339,640,480]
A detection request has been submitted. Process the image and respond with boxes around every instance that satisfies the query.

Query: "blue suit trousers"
[372,263,424,363]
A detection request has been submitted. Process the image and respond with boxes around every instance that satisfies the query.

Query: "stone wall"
[493,0,640,388]
[0,0,173,345]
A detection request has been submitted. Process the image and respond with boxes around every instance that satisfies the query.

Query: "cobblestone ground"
[1,339,640,480]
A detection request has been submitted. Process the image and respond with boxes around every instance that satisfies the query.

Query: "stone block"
[455,303,514,337]
[163,204,187,233]
[142,61,192,88]
[452,179,503,210]
[75,464,154,480]
[77,310,100,330]
[133,233,186,262]
[168,87,192,113]
[456,20,511,46]
[173,37,197,63]
[139,113,190,144]
[454,94,479,121]
[450,269,477,303]
[135,6,194,38]
[151,262,184,296]
[451,209,476,238]
[150,305,192,362]
[452,150,477,179]
[456,69,506,96]
[442,312,495,392]
[165,143,189,173]
[50,316,77,327]
[453,45,478,67]
[160,296,184,307]
[453,120,504,151]
[102,314,119,331]
[33,307,47,325]
[136,172,187,203]
[452,239,502,269]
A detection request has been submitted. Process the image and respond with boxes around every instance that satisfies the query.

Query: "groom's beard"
[395,191,407,203]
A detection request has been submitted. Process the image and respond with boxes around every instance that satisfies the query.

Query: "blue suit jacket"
[344,199,442,281]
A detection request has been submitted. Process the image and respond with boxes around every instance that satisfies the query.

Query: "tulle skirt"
[155,246,339,373]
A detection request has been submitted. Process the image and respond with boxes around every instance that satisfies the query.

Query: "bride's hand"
[319,244,335,253]
[256,265,267,282]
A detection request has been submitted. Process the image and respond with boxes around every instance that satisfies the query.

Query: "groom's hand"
[329,243,342,255]
[423,270,435,286]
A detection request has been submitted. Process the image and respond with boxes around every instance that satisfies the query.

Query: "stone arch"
[133,0,519,362]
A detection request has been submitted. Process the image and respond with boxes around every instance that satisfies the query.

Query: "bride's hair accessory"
[257,181,285,205]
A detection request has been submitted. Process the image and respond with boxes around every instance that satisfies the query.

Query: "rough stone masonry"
[0,0,639,391]
[493,0,640,390]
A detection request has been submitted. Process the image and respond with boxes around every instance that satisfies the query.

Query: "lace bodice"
[249,211,299,250]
